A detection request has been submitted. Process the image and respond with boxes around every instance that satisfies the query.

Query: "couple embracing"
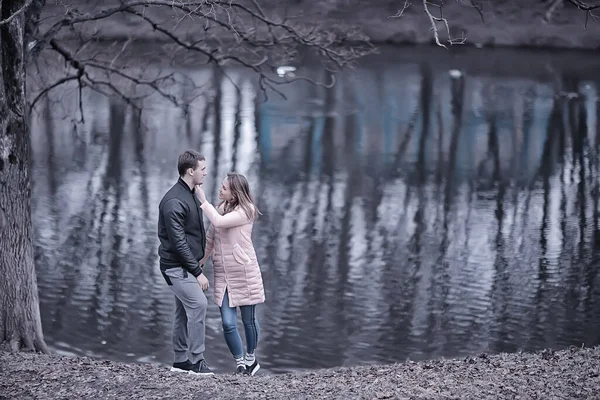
[157,150,264,376]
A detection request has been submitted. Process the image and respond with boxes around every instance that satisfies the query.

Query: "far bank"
[40,0,600,49]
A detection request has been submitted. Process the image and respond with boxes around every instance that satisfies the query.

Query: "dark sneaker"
[235,365,247,375]
[170,360,193,373]
[244,360,260,376]
[190,359,214,376]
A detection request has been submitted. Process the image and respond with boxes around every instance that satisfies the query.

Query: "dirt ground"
[1,346,599,399]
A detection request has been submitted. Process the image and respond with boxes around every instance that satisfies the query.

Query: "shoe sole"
[170,367,190,373]
[189,371,215,376]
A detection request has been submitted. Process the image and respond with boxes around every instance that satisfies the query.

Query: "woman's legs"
[219,290,244,360]
[240,304,260,355]
[240,304,260,375]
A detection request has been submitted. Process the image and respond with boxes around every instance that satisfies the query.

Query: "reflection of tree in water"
[431,69,465,355]
[89,100,128,342]
[485,88,513,353]
[32,62,600,371]
[39,96,61,242]
[261,69,354,369]
[230,77,243,173]
[588,81,600,345]
[374,64,429,358]
[414,63,439,355]
[44,96,59,199]
[334,76,364,361]
[211,66,223,199]
[528,87,560,350]
[35,93,180,359]
[45,100,128,340]
[565,94,589,346]
[262,67,597,364]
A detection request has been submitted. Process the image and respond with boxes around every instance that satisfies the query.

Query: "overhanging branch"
[565,0,600,27]
[422,0,466,48]
[392,0,598,47]
[29,0,374,114]
[0,0,33,26]
[566,0,600,10]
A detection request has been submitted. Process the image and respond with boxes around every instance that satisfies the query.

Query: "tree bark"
[0,0,48,353]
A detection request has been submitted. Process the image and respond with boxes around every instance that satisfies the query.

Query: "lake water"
[31,45,600,374]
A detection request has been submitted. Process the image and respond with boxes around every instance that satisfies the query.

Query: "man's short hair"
[178,150,205,176]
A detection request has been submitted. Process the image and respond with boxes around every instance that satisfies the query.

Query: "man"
[158,149,213,375]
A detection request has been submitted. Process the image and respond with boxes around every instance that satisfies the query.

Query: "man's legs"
[172,295,188,363]
[165,268,208,364]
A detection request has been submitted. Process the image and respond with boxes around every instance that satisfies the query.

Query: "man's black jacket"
[157,178,206,277]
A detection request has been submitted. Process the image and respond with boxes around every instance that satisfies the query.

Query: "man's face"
[192,160,207,186]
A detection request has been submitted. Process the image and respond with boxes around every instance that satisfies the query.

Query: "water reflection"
[31,48,600,374]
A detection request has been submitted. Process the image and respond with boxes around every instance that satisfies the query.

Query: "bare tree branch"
[27,0,374,115]
[392,0,598,47]
[39,1,371,66]
[0,0,33,26]
[585,9,600,27]
[39,36,200,111]
[566,0,600,11]
[544,0,564,22]
[84,61,182,106]
[250,0,267,18]
[392,0,470,48]
[564,0,600,27]
[460,0,484,23]
[422,0,466,48]
[391,0,412,18]
[30,75,80,111]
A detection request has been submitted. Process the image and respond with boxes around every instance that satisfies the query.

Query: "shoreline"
[1,346,599,399]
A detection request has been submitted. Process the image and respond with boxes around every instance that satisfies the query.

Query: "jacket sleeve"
[200,202,249,228]
[163,198,203,277]
[205,224,215,259]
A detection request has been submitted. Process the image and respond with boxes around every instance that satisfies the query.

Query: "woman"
[195,172,265,376]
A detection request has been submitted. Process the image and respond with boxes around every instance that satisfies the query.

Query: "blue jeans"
[220,289,260,359]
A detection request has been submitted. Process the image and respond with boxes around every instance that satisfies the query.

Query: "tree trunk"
[0,0,48,353]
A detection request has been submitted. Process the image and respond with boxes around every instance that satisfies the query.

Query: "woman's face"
[218,178,233,202]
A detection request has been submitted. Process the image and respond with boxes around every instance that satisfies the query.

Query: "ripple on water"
[32,52,600,373]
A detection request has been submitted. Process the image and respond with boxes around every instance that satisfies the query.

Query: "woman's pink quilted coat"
[200,202,265,307]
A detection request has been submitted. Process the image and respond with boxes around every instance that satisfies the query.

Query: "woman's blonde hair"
[219,172,260,220]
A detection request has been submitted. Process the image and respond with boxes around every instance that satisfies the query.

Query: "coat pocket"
[232,244,251,265]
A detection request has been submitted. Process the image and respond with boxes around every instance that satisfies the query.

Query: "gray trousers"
[163,267,208,364]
